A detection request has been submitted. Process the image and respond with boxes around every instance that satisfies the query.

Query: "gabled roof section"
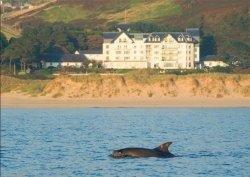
[186,28,200,37]
[168,32,182,41]
[103,28,200,44]
[202,55,224,61]
[145,32,165,43]
[103,32,120,43]
[186,28,200,42]
[112,32,134,43]
[115,23,131,32]
[103,32,134,43]
[41,53,88,62]
[103,32,119,39]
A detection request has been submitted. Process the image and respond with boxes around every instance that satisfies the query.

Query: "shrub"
[147,91,154,97]
[52,92,63,98]
[241,86,250,97]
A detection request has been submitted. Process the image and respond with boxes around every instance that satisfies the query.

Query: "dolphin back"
[153,142,172,152]
[111,142,175,158]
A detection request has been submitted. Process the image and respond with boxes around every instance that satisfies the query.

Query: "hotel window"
[164,63,174,67]
[124,51,130,54]
[106,56,109,60]
[106,45,109,49]
[106,51,109,54]
[134,51,137,54]
[116,57,119,60]
[124,57,130,60]
[116,51,121,54]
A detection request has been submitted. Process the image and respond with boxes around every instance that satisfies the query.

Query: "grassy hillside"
[35,0,249,42]
[39,5,88,23]
[36,0,181,23]
[95,0,181,23]
[2,0,249,64]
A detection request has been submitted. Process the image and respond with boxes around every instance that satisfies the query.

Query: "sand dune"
[1,74,250,108]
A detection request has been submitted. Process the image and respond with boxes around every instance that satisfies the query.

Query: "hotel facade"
[44,28,200,70]
[100,28,200,69]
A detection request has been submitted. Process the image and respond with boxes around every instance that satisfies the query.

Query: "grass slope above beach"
[38,0,181,23]
[1,72,250,99]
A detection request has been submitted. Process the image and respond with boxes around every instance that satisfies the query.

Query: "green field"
[99,0,181,23]
[38,0,181,23]
[39,5,88,23]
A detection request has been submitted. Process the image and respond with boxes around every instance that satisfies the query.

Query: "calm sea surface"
[1,108,250,177]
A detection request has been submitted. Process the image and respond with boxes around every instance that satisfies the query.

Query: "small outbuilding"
[202,55,229,68]
[40,53,88,68]
[75,49,103,62]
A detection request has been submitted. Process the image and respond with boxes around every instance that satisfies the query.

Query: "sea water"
[1,108,250,177]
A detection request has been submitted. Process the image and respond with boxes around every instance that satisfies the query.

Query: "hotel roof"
[41,53,88,62]
[103,30,199,43]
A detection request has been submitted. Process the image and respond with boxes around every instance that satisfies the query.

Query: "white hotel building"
[98,28,200,69]
[47,28,200,70]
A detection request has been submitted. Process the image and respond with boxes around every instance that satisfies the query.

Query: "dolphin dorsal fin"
[154,142,172,152]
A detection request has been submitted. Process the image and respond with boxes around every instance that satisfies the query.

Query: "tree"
[0,32,8,56]
[222,40,250,67]
[200,35,217,57]
[2,22,88,70]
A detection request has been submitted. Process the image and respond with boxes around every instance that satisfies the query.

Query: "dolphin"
[111,142,175,158]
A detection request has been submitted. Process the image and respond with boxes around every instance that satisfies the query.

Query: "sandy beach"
[1,93,250,108]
